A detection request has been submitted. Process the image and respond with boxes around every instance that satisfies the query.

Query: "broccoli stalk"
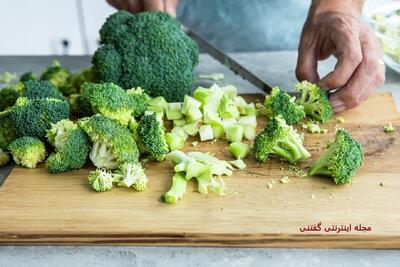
[196,170,225,195]
[295,81,333,123]
[114,162,148,191]
[162,172,188,204]
[254,115,311,163]
[8,136,46,168]
[88,168,115,192]
[309,129,364,184]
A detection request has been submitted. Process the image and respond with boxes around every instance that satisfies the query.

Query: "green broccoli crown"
[137,111,169,161]
[0,148,10,167]
[20,71,37,82]
[0,87,19,111]
[45,119,90,173]
[114,162,148,191]
[88,168,115,192]
[295,81,333,123]
[8,136,46,168]
[40,61,71,89]
[264,87,306,125]
[126,87,151,117]
[21,80,65,101]
[11,97,70,139]
[92,11,199,102]
[254,115,311,163]
[62,68,96,96]
[78,114,139,169]
[82,82,133,125]
[0,110,17,150]
[309,129,364,184]
[68,93,94,118]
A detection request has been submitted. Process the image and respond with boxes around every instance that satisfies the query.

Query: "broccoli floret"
[62,68,95,95]
[45,119,90,173]
[68,93,94,117]
[20,71,36,82]
[20,80,65,100]
[254,115,311,163]
[0,148,10,167]
[8,136,46,168]
[114,162,148,191]
[295,81,333,123]
[88,168,115,192]
[309,129,364,184]
[383,122,396,133]
[78,114,139,169]
[11,97,70,139]
[40,60,71,90]
[126,87,151,117]
[0,87,19,111]
[82,82,133,125]
[0,72,17,85]
[92,11,199,102]
[161,172,187,204]
[137,111,169,161]
[264,87,305,125]
[0,110,17,150]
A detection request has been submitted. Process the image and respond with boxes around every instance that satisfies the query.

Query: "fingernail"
[330,98,344,108]
[334,105,346,113]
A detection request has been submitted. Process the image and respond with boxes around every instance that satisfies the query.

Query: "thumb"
[164,0,179,17]
[295,41,319,83]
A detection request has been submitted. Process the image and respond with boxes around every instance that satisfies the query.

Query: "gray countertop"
[1,52,400,267]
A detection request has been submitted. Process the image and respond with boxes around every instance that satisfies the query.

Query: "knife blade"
[184,27,273,94]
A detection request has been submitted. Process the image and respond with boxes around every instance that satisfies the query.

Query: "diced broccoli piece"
[254,115,311,163]
[166,102,183,120]
[171,126,189,141]
[40,60,71,90]
[0,110,17,150]
[309,129,364,184]
[114,162,148,191]
[137,111,169,161]
[295,81,333,123]
[225,124,244,142]
[196,170,225,195]
[165,132,185,151]
[161,172,188,204]
[126,87,152,118]
[11,97,70,139]
[264,87,305,125]
[45,119,90,173]
[8,136,46,168]
[82,82,133,125]
[183,121,200,136]
[229,141,249,159]
[199,125,214,141]
[78,115,139,169]
[218,93,239,119]
[187,151,233,176]
[0,148,10,167]
[88,168,115,192]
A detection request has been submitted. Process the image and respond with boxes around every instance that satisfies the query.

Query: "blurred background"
[0,0,391,55]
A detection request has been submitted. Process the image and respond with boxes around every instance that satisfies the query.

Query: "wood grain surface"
[0,92,399,248]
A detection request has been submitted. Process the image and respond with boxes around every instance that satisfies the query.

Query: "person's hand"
[296,1,385,112]
[107,0,179,17]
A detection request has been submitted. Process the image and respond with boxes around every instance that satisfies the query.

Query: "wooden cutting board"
[0,92,399,248]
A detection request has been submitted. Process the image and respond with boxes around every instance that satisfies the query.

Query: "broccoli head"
[92,11,199,102]
[309,129,364,184]
[78,114,139,169]
[69,93,94,118]
[295,81,333,123]
[8,136,46,168]
[62,68,96,95]
[20,80,65,100]
[126,87,151,117]
[0,87,19,111]
[254,115,311,163]
[264,87,305,125]
[82,82,133,125]
[11,97,70,139]
[20,71,37,82]
[137,111,169,161]
[0,110,17,150]
[114,162,148,191]
[45,119,90,173]
[40,60,71,90]
[0,148,10,167]
[88,168,115,192]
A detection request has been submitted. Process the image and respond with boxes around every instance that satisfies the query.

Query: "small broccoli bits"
[45,119,90,173]
[88,168,115,192]
[78,115,139,169]
[137,112,169,161]
[264,87,306,125]
[11,97,70,139]
[92,11,199,102]
[295,81,333,123]
[309,129,364,184]
[254,115,311,163]
[114,162,148,191]
[0,110,17,150]
[82,82,133,125]
[8,136,46,168]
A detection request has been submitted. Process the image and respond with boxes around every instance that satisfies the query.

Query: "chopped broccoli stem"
[88,168,115,192]
[162,172,188,204]
[229,159,246,170]
[196,170,225,195]
[229,141,250,159]
[165,132,185,151]
[225,124,244,142]
[8,136,46,168]
[197,73,224,81]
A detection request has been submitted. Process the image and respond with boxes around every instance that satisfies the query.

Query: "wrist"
[310,0,363,18]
